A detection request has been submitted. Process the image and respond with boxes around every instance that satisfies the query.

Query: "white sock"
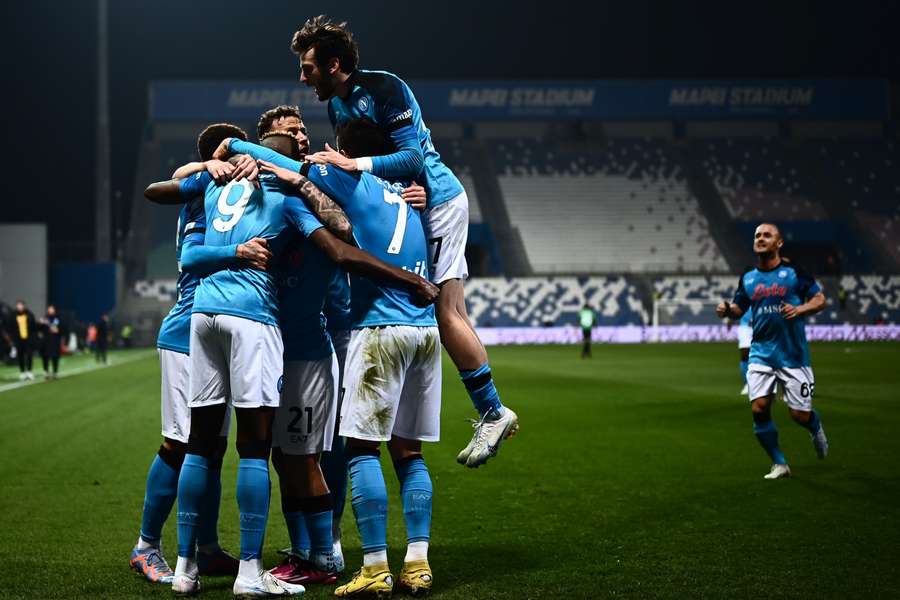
[363,550,388,568]
[136,536,157,551]
[405,541,429,563]
[175,556,198,578]
[313,551,335,571]
[333,539,343,556]
[238,558,264,580]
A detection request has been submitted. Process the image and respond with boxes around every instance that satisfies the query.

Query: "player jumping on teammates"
[716,223,829,480]
[291,15,518,468]
[228,118,442,596]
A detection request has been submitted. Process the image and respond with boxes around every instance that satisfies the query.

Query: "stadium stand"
[492,139,729,274]
[839,275,900,324]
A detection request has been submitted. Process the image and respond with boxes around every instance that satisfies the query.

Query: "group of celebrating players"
[131,16,518,598]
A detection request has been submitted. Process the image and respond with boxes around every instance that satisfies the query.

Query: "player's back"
[158,198,206,353]
[328,69,463,208]
[193,177,287,327]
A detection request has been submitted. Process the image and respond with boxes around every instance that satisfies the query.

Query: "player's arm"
[181,235,272,275]
[782,268,826,320]
[145,171,213,205]
[717,272,750,319]
[309,229,437,306]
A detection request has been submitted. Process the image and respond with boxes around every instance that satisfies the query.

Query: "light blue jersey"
[324,270,352,333]
[739,309,753,327]
[156,195,206,354]
[277,199,338,361]
[229,139,436,329]
[182,173,289,327]
[732,261,821,368]
[328,69,463,209]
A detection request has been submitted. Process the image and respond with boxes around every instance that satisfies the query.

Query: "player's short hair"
[257,105,302,140]
[335,118,391,159]
[291,15,359,73]
[260,131,300,158]
[196,123,248,162]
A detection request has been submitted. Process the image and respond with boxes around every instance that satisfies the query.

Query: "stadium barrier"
[476,325,900,345]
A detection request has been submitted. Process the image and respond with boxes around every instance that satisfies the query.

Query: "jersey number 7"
[382,189,407,254]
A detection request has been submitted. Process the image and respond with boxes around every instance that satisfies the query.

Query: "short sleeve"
[793,265,821,300]
[732,271,751,312]
[179,171,213,199]
[284,196,325,239]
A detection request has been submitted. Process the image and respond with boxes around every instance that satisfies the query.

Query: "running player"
[131,123,260,586]
[737,309,752,396]
[230,118,441,597]
[291,15,518,468]
[716,223,829,480]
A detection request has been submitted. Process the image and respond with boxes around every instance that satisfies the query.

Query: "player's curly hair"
[260,130,301,159]
[196,123,248,161]
[291,15,359,73]
[335,117,392,158]
[257,105,302,140]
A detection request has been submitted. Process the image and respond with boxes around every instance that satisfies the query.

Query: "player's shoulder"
[354,69,409,101]
[781,258,814,281]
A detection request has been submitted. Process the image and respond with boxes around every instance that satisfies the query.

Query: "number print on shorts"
[288,406,314,434]
[800,382,815,398]
[213,179,254,232]
[428,236,443,269]
[382,188,408,254]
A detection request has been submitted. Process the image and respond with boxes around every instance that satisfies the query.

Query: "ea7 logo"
[390,109,413,123]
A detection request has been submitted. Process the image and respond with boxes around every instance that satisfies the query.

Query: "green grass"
[1,342,899,599]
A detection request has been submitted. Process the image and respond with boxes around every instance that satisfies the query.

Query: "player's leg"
[269,356,339,585]
[739,348,750,395]
[51,350,60,378]
[15,341,27,379]
[196,433,239,577]
[748,365,790,479]
[781,367,828,459]
[320,328,350,570]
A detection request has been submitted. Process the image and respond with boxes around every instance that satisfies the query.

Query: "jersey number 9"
[213,180,254,233]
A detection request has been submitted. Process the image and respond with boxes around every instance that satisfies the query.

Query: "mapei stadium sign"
[150,79,888,122]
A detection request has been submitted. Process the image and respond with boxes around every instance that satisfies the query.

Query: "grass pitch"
[0,342,898,599]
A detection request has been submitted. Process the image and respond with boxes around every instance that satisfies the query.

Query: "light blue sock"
[348,454,388,554]
[282,507,311,556]
[754,420,787,465]
[176,454,209,558]
[460,363,503,418]
[140,454,179,545]
[236,458,270,561]
[801,410,822,435]
[321,437,348,522]
[394,457,432,544]
[304,508,334,556]
[197,467,222,547]
[740,360,749,384]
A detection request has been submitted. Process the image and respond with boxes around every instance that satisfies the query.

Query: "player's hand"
[258,160,303,186]
[402,181,427,210]
[236,237,272,271]
[229,154,259,183]
[306,143,357,171]
[716,301,729,318]
[410,275,440,307]
[203,159,235,183]
[212,138,234,161]
[781,302,802,320]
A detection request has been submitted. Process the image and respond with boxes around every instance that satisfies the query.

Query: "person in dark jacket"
[8,300,36,380]
[39,305,63,379]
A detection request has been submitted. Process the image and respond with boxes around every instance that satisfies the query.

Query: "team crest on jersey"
[778,270,787,278]
[357,96,369,112]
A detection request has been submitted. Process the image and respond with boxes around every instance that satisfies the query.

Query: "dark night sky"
[2,0,899,260]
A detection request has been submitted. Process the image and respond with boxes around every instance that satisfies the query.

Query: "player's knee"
[208,436,227,470]
[186,435,217,459]
[344,442,380,462]
[236,439,271,460]
[158,442,186,470]
[789,409,810,424]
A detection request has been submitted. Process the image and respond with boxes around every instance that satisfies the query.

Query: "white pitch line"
[0,349,156,395]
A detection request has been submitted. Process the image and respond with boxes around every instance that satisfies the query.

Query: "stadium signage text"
[668,86,814,108]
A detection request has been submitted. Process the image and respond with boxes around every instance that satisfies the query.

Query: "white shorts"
[747,363,816,411]
[189,313,283,409]
[159,348,191,443]
[423,192,469,284]
[274,354,339,455]
[159,348,231,442]
[340,326,442,442]
[738,325,753,350]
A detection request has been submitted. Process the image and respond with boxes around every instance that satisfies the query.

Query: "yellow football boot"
[334,564,394,598]
[397,560,432,596]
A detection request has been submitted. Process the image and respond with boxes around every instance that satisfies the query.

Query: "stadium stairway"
[679,143,748,272]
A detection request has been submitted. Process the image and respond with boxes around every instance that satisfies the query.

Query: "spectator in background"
[838,285,847,311]
[40,305,63,380]
[7,301,36,380]
[95,314,110,364]
[120,324,133,348]
[579,303,596,359]
[86,322,97,354]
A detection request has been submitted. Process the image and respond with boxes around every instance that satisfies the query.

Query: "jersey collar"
[756,259,783,273]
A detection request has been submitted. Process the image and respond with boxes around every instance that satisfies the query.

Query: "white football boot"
[811,424,828,459]
[171,572,200,596]
[459,407,519,468]
[233,570,305,598]
[763,464,791,480]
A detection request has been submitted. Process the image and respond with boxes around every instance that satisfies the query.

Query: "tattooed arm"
[294,174,353,243]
